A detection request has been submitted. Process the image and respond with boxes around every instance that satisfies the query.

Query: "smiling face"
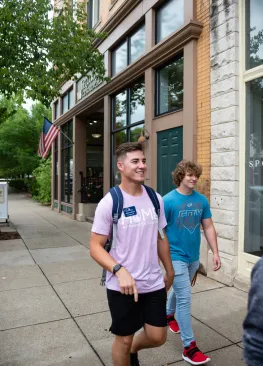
[117,150,147,183]
[180,171,199,190]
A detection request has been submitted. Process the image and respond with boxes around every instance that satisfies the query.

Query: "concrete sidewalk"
[0,194,247,366]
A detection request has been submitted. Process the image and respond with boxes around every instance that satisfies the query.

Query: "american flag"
[38,117,60,159]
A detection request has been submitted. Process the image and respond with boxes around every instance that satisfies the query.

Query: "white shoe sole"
[182,354,211,365]
[169,327,180,334]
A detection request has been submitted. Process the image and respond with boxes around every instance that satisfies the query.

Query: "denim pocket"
[172,261,184,276]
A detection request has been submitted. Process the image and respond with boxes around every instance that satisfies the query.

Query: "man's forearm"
[157,236,174,274]
[204,226,219,255]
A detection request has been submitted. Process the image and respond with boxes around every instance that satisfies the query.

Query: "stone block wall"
[209,0,239,285]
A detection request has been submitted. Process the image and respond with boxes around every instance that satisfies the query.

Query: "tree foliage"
[0,97,51,177]
[32,157,52,204]
[0,0,107,106]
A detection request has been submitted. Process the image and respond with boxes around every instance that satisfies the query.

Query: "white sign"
[77,75,102,101]
[0,182,8,221]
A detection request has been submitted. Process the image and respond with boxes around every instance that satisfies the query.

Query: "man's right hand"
[116,267,138,302]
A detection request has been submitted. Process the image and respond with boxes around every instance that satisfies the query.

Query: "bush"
[8,179,27,191]
[32,158,51,204]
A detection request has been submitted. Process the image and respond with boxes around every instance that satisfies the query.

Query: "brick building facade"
[51,0,263,287]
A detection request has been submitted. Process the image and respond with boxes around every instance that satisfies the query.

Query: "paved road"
[0,194,247,365]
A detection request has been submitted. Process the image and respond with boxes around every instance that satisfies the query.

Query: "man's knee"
[114,335,133,351]
[146,328,167,347]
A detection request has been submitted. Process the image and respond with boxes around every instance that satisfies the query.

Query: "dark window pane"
[246,0,263,69]
[130,124,144,142]
[245,78,263,256]
[157,56,184,115]
[69,89,74,109]
[92,0,100,27]
[112,130,127,185]
[130,82,145,124]
[130,26,145,63]
[113,91,127,129]
[68,120,73,142]
[156,0,184,43]
[112,41,128,76]
[62,94,68,114]
[69,147,73,204]
[54,102,59,119]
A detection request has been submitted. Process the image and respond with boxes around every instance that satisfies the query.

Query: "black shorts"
[107,288,167,336]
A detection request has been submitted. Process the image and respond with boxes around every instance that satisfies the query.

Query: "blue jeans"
[166,260,199,348]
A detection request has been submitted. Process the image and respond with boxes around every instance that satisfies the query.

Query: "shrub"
[32,158,51,204]
[8,179,26,191]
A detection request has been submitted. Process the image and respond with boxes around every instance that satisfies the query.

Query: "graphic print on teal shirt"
[163,189,212,263]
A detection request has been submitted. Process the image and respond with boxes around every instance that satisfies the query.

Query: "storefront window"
[156,0,184,43]
[54,137,59,200]
[111,80,145,185]
[61,121,73,204]
[246,0,263,70]
[245,77,263,256]
[156,55,184,115]
[112,25,145,76]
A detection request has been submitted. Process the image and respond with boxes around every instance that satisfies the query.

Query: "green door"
[157,127,183,196]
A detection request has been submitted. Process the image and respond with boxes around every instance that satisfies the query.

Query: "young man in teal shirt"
[163,160,221,365]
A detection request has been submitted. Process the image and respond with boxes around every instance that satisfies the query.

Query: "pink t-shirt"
[92,186,167,293]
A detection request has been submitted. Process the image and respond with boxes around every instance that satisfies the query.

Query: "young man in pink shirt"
[90,142,174,366]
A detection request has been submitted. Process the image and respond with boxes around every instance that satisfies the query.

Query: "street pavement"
[0,194,248,365]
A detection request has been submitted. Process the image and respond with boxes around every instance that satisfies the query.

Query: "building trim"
[54,20,202,127]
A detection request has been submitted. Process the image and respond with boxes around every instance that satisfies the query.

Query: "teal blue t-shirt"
[163,189,212,263]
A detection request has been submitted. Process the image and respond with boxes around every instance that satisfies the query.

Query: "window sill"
[154,108,183,120]
[93,19,102,31]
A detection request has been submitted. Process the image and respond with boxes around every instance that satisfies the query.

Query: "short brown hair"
[172,160,202,187]
[116,142,144,161]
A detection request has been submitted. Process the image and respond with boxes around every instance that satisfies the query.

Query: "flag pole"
[58,128,74,145]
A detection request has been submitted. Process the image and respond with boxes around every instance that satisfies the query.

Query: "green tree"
[0,0,107,107]
[0,98,51,177]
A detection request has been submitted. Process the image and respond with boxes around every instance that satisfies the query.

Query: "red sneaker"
[167,315,180,334]
[182,341,211,365]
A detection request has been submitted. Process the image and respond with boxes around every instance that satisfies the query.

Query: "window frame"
[87,0,100,29]
[110,79,145,186]
[61,121,73,204]
[155,54,184,117]
[111,23,145,77]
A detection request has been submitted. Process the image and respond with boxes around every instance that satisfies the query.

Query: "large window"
[245,78,263,256]
[245,0,263,70]
[112,25,145,76]
[111,81,145,185]
[62,89,74,114]
[88,0,100,29]
[54,137,59,200]
[61,121,73,204]
[156,0,184,43]
[156,54,184,116]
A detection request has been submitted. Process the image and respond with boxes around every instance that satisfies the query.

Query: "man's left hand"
[164,270,174,291]
[213,253,221,271]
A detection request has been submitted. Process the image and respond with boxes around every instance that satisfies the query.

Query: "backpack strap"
[101,186,123,286]
[143,185,164,239]
[109,185,123,249]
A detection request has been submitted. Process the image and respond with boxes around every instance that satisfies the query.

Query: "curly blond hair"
[172,160,202,187]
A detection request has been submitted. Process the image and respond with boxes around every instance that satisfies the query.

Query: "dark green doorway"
[157,126,183,196]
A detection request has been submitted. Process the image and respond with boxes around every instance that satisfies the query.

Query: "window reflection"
[130,26,145,63]
[130,82,145,124]
[246,0,263,69]
[245,78,263,256]
[61,121,73,204]
[114,91,127,129]
[112,42,128,76]
[156,55,184,115]
[156,0,184,43]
